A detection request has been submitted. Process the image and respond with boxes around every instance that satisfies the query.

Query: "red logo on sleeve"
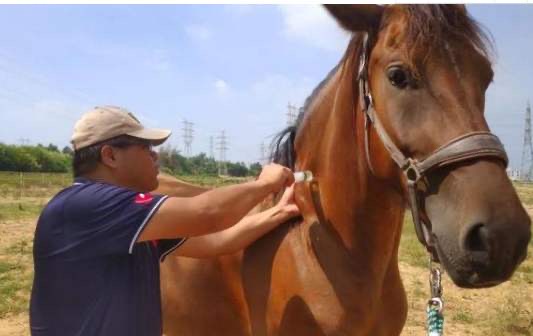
[135,193,154,205]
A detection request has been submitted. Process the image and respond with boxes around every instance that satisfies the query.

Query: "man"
[29,105,300,335]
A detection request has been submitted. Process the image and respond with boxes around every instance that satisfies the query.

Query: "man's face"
[107,140,160,192]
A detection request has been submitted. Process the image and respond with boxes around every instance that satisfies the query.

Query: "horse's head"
[326,4,531,288]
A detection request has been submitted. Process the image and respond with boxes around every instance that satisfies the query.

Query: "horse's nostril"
[464,224,490,252]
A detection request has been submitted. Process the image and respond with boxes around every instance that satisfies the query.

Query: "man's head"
[71,106,171,192]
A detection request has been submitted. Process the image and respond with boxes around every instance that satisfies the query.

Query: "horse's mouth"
[432,239,514,289]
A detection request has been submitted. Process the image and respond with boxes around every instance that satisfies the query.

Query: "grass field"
[0,172,531,335]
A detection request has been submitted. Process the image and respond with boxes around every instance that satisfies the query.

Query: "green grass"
[452,310,474,324]
[0,202,45,222]
[0,256,32,318]
[0,171,71,187]
[174,174,249,188]
[486,291,533,335]
[0,171,242,195]
[0,271,32,318]
[0,238,34,318]
[410,278,426,300]
[399,214,428,268]
[5,240,32,256]
[515,182,533,206]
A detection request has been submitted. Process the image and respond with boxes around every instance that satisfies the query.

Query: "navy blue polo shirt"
[30,177,186,336]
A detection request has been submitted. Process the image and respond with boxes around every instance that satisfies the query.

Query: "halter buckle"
[404,158,422,183]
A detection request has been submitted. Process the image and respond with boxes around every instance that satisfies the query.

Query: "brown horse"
[158,5,531,335]
[156,173,210,197]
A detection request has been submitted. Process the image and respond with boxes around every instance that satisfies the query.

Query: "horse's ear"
[324,5,383,33]
[456,4,467,14]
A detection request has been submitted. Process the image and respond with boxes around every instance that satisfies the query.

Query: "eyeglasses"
[105,137,154,151]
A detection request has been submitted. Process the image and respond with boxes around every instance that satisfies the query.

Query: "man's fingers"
[284,168,295,186]
[284,204,300,216]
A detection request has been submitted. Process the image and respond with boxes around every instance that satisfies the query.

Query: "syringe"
[294,170,314,183]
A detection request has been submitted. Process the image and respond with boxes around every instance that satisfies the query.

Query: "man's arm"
[137,164,294,242]
[172,185,299,258]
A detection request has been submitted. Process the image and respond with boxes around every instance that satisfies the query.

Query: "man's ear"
[324,5,384,33]
[100,145,119,169]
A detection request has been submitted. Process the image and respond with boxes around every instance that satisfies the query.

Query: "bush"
[0,144,71,173]
[158,146,258,177]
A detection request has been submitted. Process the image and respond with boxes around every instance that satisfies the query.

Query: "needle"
[294,170,314,183]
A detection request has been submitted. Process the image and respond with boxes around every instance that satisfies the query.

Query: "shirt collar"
[73,177,93,185]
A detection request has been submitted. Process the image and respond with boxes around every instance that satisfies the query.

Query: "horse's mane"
[390,5,494,74]
[270,5,492,169]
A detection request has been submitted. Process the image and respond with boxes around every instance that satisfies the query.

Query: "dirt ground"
[0,313,27,336]
[0,219,34,336]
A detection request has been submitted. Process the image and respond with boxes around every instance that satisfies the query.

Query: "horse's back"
[156,173,210,197]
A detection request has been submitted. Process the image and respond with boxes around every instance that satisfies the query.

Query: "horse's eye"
[387,67,410,89]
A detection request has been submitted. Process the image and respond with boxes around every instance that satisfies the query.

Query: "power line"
[521,101,533,180]
[216,130,229,176]
[209,136,215,159]
[18,138,30,146]
[182,119,194,156]
[287,102,298,126]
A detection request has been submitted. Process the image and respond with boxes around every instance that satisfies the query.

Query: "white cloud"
[214,79,230,95]
[185,24,212,42]
[278,5,350,53]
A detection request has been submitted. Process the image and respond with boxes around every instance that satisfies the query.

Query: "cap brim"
[126,128,171,146]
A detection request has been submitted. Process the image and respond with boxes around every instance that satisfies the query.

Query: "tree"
[227,162,248,177]
[158,145,191,175]
[248,162,262,176]
[0,143,71,172]
[62,146,74,156]
[47,144,59,152]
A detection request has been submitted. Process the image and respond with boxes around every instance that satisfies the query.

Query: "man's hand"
[171,182,302,258]
[275,184,300,219]
[257,164,294,193]
[139,164,296,242]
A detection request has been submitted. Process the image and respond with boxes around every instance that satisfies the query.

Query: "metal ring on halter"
[427,297,444,313]
[404,158,422,183]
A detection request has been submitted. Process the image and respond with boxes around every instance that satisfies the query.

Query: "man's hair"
[72,135,151,177]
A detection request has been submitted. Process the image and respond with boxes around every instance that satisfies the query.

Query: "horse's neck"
[294,64,405,277]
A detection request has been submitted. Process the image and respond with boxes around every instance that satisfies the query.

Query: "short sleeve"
[62,183,168,259]
[155,238,188,262]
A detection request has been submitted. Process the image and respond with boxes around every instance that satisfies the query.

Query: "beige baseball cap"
[71,105,171,150]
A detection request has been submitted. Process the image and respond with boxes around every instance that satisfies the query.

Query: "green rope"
[427,305,444,336]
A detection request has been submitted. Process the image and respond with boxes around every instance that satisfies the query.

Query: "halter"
[357,33,509,260]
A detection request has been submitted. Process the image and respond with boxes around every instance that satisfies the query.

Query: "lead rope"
[427,260,444,336]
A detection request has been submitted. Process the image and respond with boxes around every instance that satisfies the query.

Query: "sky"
[0,5,532,168]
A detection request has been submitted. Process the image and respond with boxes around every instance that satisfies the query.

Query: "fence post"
[19,172,24,199]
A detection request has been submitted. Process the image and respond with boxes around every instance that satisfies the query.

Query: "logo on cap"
[135,193,154,205]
